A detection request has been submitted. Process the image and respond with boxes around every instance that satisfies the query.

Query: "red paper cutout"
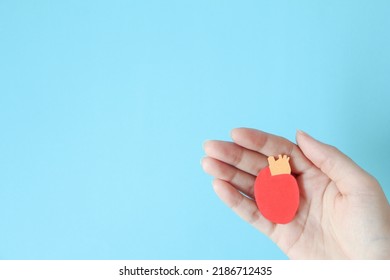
[254,155,299,224]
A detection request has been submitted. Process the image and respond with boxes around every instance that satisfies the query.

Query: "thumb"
[296,130,378,195]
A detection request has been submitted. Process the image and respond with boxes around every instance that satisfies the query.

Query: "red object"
[254,167,299,224]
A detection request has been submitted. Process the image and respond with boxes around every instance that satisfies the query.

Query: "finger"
[296,130,379,195]
[212,179,275,236]
[203,140,267,176]
[202,157,255,197]
[231,128,313,175]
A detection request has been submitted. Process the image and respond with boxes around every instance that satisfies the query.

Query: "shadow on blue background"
[0,0,389,259]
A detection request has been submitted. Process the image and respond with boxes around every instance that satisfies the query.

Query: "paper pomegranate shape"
[254,155,299,224]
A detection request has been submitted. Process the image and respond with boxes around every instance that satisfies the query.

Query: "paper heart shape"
[254,155,299,224]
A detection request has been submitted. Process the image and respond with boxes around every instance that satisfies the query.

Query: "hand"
[201,128,390,259]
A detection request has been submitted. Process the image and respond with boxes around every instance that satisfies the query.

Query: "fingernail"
[297,129,308,136]
[202,139,210,149]
[297,130,316,142]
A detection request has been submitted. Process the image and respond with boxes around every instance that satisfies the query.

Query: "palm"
[271,171,337,259]
[202,128,390,259]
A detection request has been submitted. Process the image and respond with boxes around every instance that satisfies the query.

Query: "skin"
[201,128,390,259]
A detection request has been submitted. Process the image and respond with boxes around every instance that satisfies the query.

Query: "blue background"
[1,0,389,259]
